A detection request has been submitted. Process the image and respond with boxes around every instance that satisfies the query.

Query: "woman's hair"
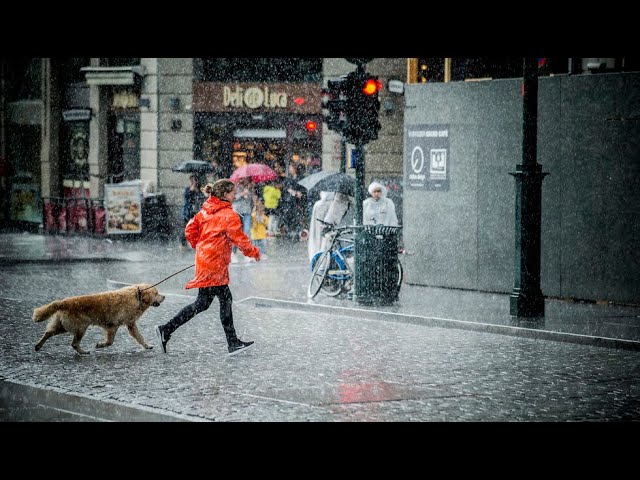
[203,179,235,199]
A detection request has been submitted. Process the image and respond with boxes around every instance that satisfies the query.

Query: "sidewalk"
[1,230,639,351]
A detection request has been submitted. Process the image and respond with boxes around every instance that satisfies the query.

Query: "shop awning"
[81,66,145,86]
[233,128,286,139]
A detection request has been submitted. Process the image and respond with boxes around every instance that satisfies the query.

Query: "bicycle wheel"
[308,249,332,299]
[321,253,344,297]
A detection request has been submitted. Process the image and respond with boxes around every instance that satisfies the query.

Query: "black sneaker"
[155,325,169,353]
[228,339,254,356]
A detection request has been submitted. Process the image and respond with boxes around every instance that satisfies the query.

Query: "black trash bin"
[354,225,402,305]
[142,193,172,240]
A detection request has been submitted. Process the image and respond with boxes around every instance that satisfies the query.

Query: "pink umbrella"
[230,163,278,184]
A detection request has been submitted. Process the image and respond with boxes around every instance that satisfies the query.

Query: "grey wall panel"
[476,81,522,291]
[477,165,515,292]
[404,195,478,289]
[559,74,639,302]
[537,77,562,298]
[404,72,640,304]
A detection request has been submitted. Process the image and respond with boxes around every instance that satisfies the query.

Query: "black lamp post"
[509,58,549,317]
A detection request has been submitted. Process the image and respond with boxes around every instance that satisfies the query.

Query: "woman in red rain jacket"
[155,179,261,356]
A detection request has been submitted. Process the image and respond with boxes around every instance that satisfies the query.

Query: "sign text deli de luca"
[223,86,288,109]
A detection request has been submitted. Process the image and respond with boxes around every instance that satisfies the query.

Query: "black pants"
[163,285,237,344]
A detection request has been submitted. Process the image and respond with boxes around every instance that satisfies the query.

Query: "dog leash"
[140,264,195,292]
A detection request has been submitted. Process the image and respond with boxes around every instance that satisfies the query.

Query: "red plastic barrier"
[57,204,67,232]
[72,199,89,233]
[43,200,58,233]
[92,205,106,234]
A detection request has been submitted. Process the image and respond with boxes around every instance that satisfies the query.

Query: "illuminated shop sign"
[223,86,288,109]
[193,83,321,114]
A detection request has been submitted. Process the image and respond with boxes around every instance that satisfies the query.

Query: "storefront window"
[108,114,140,183]
[7,124,42,223]
[4,58,41,101]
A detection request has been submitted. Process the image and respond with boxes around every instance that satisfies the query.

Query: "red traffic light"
[362,78,382,96]
[305,120,317,132]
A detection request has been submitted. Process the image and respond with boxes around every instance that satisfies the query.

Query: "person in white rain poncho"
[307,191,335,262]
[324,191,354,227]
[307,191,354,262]
[362,181,399,226]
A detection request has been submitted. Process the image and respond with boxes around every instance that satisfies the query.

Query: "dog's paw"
[144,344,153,350]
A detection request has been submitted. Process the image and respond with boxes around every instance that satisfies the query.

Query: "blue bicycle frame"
[310,240,353,282]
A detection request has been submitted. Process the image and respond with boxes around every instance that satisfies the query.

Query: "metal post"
[509,58,548,317]
[354,144,364,227]
[353,143,365,303]
[339,138,346,174]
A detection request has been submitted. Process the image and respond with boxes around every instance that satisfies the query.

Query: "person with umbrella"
[307,190,354,262]
[179,174,206,250]
[278,162,308,239]
[229,153,278,184]
[228,152,279,261]
[298,170,355,212]
[307,191,335,262]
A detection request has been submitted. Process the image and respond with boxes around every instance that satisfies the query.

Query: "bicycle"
[308,220,403,299]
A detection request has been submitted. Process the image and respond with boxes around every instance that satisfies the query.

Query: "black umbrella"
[172,160,214,174]
[298,171,355,202]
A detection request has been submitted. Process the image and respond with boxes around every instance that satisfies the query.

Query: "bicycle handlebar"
[317,218,402,231]
[316,218,353,234]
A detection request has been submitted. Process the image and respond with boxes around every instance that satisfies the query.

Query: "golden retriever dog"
[33,283,165,355]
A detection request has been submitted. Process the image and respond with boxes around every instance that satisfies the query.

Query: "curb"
[0,257,127,265]
[245,297,640,352]
[0,379,206,422]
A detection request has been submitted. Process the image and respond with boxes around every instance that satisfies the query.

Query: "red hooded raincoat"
[184,195,260,289]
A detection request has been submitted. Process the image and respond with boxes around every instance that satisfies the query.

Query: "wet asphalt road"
[1,237,639,421]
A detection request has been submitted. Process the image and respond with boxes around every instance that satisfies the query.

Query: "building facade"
[6,57,636,304]
[0,58,406,234]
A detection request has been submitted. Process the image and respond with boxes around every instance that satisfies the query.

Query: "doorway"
[107,113,140,183]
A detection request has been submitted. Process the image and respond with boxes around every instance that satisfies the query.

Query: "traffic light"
[321,76,348,134]
[343,70,382,145]
[305,120,318,133]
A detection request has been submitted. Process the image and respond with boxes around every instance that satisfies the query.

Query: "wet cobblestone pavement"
[1,232,639,421]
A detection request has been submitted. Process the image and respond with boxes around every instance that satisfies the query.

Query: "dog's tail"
[32,300,62,323]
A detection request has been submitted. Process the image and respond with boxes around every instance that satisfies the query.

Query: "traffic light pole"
[352,142,364,304]
[353,144,364,226]
[340,139,346,174]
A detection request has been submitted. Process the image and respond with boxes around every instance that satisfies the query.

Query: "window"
[4,58,42,101]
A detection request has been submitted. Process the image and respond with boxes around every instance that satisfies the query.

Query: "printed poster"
[10,183,41,223]
[404,124,450,191]
[105,184,142,234]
